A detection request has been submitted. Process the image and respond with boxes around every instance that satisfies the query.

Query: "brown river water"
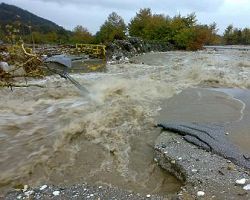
[0,49,250,195]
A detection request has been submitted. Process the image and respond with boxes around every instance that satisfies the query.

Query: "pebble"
[146,194,151,198]
[40,185,48,190]
[22,185,28,192]
[53,191,60,196]
[24,190,34,196]
[197,191,205,197]
[225,132,229,135]
[17,195,23,199]
[235,178,246,185]
[243,184,250,190]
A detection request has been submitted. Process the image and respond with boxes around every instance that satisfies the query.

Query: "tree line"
[1,8,250,50]
[223,25,250,45]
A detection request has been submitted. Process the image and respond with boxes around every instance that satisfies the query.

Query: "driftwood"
[0,82,45,88]
[0,44,45,88]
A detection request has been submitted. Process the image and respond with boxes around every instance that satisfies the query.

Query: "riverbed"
[1,49,250,197]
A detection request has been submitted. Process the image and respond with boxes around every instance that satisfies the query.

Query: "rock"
[0,61,25,76]
[0,62,8,70]
[235,178,246,185]
[171,160,176,164]
[106,37,173,62]
[40,185,48,190]
[243,184,250,190]
[24,190,34,196]
[146,194,151,198]
[22,185,28,192]
[197,191,205,197]
[17,195,22,199]
[227,163,235,170]
[53,191,60,196]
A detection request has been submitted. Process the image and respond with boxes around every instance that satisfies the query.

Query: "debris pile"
[0,44,44,87]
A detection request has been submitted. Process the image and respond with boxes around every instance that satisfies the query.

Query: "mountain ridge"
[0,2,68,35]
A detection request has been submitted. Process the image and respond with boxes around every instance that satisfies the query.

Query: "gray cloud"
[2,0,250,34]
[34,0,224,12]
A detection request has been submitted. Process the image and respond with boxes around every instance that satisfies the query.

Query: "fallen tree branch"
[0,82,46,88]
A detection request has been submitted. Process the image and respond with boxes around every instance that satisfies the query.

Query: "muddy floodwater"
[1,49,250,196]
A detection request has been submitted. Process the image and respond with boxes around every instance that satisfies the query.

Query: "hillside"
[0,3,68,36]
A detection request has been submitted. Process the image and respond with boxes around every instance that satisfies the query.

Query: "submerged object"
[158,122,250,169]
[44,55,89,94]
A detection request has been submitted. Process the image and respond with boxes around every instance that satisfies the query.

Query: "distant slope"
[0,2,67,34]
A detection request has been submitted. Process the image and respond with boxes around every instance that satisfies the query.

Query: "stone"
[40,185,48,190]
[197,191,205,197]
[24,190,34,196]
[235,178,246,185]
[243,184,250,190]
[22,185,28,192]
[53,191,60,196]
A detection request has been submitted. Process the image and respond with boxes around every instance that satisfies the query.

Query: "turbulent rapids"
[0,49,250,195]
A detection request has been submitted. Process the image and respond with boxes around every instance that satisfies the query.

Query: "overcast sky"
[2,0,250,34]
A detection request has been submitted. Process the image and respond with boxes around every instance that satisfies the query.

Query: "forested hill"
[0,3,67,35]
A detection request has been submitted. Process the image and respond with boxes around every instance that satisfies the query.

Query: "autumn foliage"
[128,9,220,50]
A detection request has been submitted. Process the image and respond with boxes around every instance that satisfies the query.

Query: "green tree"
[44,32,58,43]
[129,8,152,38]
[144,14,171,41]
[71,25,93,44]
[31,31,44,44]
[96,12,126,43]
[242,28,250,44]
[223,25,234,44]
[0,26,4,41]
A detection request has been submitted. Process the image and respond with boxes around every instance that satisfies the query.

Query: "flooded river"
[0,49,250,195]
